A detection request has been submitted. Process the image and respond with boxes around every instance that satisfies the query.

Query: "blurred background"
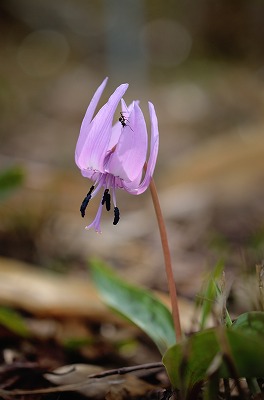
[1,0,264,303]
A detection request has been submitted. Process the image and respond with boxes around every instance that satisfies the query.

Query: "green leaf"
[163,325,264,395]
[232,311,264,336]
[89,259,176,354]
[0,166,24,200]
[163,329,218,392]
[0,307,29,337]
[222,330,264,377]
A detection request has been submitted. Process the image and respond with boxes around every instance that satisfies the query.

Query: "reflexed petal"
[121,98,138,114]
[106,103,148,182]
[134,102,159,194]
[81,169,97,180]
[121,98,129,113]
[107,100,139,152]
[107,119,122,151]
[77,83,129,172]
[75,78,108,165]
[123,170,142,193]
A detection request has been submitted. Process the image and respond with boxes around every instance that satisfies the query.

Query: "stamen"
[101,189,108,205]
[102,189,111,211]
[106,192,111,211]
[80,185,94,218]
[80,196,91,217]
[113,207,120,225]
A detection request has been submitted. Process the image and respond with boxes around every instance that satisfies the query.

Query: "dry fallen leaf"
[45,363,157,399]
[0,256,197,331]
[0,257,110,320]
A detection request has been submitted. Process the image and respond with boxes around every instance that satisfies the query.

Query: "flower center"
[80,186,120,226]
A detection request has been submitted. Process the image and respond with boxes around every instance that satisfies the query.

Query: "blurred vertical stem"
[149,178,182,342]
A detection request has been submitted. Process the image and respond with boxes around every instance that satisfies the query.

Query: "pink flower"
[75,77,159,233]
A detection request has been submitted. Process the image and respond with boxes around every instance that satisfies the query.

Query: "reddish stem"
[149,178,182,341]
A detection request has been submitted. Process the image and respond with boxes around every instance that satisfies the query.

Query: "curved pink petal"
[123,170,142,193]
[75,77,108,165]
[121,98,138,114]
[77,83,129,172]
[106,99,138,152]
[105,103,148,182]
[81,169,98,180]
[107,119,122,152]
[132,102,159,194]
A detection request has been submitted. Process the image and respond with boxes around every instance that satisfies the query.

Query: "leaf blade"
[90,259,176,354]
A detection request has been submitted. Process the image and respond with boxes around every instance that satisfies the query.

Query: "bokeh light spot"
[17,29,69,77]
[141,19,192,67]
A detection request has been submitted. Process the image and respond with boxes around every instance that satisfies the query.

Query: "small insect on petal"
[119,112,127,128]
[113,207,120,225]
[118,112,133,131]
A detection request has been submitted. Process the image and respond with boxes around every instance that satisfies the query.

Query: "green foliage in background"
[196,260,232,329]
[163,312,264,399]
[0,166,24,201]
[0,307,29,338]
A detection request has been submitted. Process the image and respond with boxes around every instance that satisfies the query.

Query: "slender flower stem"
[149,178,182,342]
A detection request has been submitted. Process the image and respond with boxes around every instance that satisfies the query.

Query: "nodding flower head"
[75,77,159,233]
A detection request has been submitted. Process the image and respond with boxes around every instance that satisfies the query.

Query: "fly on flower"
[75,77,159,233]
